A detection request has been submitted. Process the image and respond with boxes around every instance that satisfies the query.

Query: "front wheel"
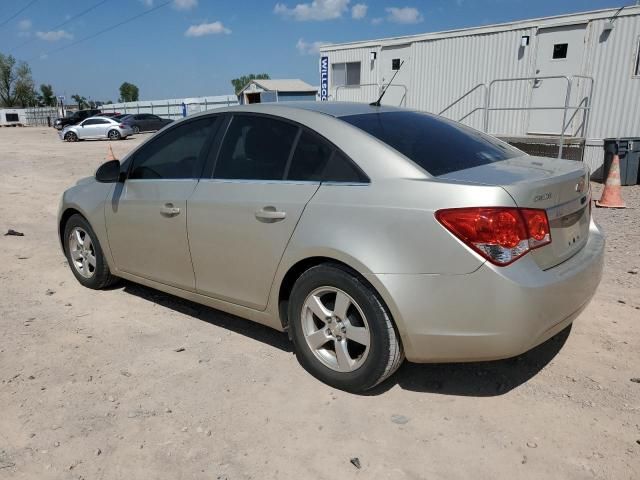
[288,264,404,392]
[64,131,78,142]
[63,214,118,289]
[132,125,140,134]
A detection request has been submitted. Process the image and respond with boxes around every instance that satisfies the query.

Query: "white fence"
[100,95,238,120]
[24,107,58,126]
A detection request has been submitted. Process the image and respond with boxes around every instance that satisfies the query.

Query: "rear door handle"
[160,203,181,216]
[255,206,286,222]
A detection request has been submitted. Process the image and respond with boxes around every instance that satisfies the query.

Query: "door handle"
[255,206,286,222]
[160,203,181,216]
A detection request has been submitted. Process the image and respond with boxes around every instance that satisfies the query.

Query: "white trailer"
[0,108,27,126]
[319,6,640,175]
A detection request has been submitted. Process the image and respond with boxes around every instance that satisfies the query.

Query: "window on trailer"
[332,62,361,87]
[552,43,568,59]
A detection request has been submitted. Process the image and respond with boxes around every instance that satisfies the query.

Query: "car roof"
[191,101,412,120]
[266,101,410,118]
[87,116,116,121]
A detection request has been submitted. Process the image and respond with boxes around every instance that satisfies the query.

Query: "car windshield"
[340,111,522,176]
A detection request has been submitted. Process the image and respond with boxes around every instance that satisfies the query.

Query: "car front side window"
[213,115,298,181]
[128,117,219,180]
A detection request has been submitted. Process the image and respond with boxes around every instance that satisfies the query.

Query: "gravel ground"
[0,127,639,480]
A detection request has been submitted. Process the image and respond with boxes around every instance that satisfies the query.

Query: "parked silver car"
[57,102,604,392]
[60,116,134,142]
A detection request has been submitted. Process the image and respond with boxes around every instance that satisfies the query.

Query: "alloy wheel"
[68,227,96,278]
[132,125,140,134]
[301,287,371,372]
[108,130,120,140]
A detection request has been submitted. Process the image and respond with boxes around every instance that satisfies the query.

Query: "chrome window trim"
[125,178,200,183]
[197,178,369,186]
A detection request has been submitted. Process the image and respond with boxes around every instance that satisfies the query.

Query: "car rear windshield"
[340,111,521,176]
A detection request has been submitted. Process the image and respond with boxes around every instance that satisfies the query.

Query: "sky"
[0,0,631,101]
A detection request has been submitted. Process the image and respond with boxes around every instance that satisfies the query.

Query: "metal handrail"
[570,75,595,140]
[563,96,589,137]
[335,83,379,102]
[439,83,487,116]
[484,74,595,159]
[458,107,486,124]
[335,82,408,106]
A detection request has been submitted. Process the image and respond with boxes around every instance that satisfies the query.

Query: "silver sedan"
[60,116,134,142]
[57,102,604,392]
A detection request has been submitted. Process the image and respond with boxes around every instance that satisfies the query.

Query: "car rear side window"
[323,151,367,183]
[286,129,369,183]
[129,117,218,180]
[214,115,298,180]
[340,111,521,176]
[286,130,333,181]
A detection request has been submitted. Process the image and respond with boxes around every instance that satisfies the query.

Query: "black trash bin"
[603,138,640,186]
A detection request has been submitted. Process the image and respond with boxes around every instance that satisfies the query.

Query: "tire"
[288,264,404,392]
[64,131,78,142]
[107,129,121,140]
[132,125,140,134]
[63,214,118,290]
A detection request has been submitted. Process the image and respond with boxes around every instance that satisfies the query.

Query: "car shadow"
[118,280,570,397]
[369,325,571,397]
[121,281,292,353]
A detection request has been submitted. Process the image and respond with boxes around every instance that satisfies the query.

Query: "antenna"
[370,60,404,107]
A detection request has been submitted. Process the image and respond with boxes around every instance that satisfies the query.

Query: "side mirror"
[95,160,123,183]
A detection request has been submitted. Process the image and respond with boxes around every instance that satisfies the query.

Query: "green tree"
[231,73,270,94]
[71,94,89,109]
[119,82,139,102]
[0,53,36,107]
[39,84,56,107]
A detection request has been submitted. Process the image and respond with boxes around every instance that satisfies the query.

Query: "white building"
[0,108,27,126]
[319,5,640,175]
[237,79,318,104]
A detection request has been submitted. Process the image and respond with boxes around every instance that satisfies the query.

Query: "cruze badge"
[534,192,552,202]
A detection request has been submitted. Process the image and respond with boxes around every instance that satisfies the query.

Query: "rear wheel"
[63,214,118,289]
[64,131,78,142]
[107,129,121,140]
[132,125,140,134]
[288,264,403,392]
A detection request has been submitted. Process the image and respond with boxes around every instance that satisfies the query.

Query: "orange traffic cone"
[105,144,117,161]
[596,154,626,208]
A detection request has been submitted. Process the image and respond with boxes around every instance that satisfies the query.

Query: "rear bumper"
[367,220,605,363]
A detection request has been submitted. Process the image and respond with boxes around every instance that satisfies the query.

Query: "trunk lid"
[439,155,591,269]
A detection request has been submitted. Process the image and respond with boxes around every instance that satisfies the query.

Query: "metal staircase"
[438,75,595,160]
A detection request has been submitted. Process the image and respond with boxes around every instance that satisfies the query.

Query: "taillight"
[119,124,126,128]
[435,207,551,266]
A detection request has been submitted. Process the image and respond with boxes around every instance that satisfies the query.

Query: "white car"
[60,116,134,142]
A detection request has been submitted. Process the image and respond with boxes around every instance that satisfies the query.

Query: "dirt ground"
[0,126,638,480]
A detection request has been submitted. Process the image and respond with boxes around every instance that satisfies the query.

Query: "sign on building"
[320,56,329,101]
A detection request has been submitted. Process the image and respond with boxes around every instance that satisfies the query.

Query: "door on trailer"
[379,44,411,107]
[528,24,587,135]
